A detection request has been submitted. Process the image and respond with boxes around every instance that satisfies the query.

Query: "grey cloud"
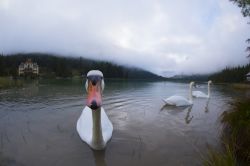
[0,0,249,76]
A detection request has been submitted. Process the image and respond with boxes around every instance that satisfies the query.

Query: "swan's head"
[208,80,212,84]
[85,70,105,110]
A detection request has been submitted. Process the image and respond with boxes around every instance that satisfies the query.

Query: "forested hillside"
[208,63,250,83]
[0,53,161,79]
[166,64,250,83]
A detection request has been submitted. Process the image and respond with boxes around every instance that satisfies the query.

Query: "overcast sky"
[0,0,249,76]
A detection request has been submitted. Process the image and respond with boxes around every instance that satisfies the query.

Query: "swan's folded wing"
[76,106,93,145]
[164,95,190,106]
[101,108,113,144]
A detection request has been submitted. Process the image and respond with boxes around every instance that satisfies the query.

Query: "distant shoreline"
[0,76,165,89]
[0,53,164,80]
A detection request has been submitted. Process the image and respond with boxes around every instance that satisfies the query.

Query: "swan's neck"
[189,84,193,102]
[207,83,211,98]
[92,108,104,147]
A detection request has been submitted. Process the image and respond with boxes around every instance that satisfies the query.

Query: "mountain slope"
[0,53,162,79]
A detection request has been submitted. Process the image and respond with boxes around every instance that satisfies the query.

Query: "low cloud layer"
[0,0,249,76]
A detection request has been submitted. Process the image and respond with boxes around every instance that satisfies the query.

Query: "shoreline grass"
[221,98,250,163]
[203,98,250,165]
[203,144,236,166]
[230,83,250,90]
[0,77,23,89]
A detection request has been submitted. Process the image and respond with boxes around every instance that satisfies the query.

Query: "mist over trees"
[165,63,250,83]
[209,64,250,83]
[0,53,161,79]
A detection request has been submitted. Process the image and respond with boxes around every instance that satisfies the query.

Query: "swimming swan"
[163,82,195,107]
[192,80,212,98]
[76,70,113,150]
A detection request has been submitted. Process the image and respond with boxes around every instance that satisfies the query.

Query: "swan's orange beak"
[86,79,102,110]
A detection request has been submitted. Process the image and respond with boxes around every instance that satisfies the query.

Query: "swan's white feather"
[163,95,192,107]
[76,106,113,149]
[192,91,208,98]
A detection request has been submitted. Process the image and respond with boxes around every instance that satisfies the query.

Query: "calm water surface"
[0,79,249,166]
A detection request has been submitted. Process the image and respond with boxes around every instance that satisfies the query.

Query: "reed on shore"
[203,98,250,165]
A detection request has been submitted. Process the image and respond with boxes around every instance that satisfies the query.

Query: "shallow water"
[0,79,248,166]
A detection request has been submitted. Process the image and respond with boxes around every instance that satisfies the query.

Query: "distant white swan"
[77,70,113,150]
[192,80,212,98]
[163,82,195,107]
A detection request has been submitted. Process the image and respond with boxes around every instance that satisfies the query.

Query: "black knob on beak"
[92,80,97,86]
[90,100,98,110]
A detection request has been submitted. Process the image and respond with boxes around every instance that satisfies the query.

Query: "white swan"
[163,82,195,107]
[192,80,212,98]
[76,70,113,150]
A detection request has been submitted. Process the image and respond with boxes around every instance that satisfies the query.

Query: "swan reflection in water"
[92,149,107,166]
[204,99,210,113]
[160,98,211,124]
[185,106,193,124]
[160,105,194,124]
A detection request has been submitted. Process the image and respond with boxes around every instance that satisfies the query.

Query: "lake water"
[0,79,249,166]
